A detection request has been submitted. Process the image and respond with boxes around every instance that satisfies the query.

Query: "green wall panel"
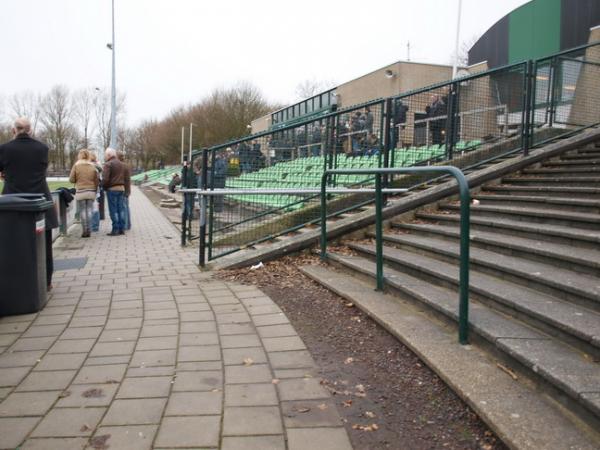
[508,0,561,63]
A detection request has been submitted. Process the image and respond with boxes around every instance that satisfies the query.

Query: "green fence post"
[320,172,328,260]
[375,173,384,291]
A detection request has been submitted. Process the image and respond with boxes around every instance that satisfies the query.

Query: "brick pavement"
[0,187,353,450]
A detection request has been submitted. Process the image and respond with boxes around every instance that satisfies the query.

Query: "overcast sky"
[0,0,529,126]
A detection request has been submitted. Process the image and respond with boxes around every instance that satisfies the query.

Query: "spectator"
[102,147,128,236]
[117,151,132,230]
[364,107,374,134]
[168,173,181,193]
[212,153,227,212]
[425,94,447,145]
[69,149,99,238]
[0,117,59,290]
[89,152,103,232]
[393,99,409,147]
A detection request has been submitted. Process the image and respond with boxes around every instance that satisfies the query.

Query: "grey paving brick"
[277,377,329,401]
[281,399,343,428]
[263,336,307,352]
[165,391,222,415]
[144,309,178,320]
[0,417,41,449]
[34,314,71,325]
[140,324,179,337]
[221,334,262,349]
[0,367,31,387]
[180,311,215,322]
[212,303,245,314]
[0,391,61,417]
[216,312,251,324]
[30,407,105,437]
[221,435,286,450]
[275,368,318,379]
[136,336,177,351]
[223,406,283,435]
[179,333,219,347]
[56,383,119,407]
[98,328,140,343]
[73,306,109,317]
[20,437,88,450]
[90,425,157,450]
[287,427,353,450]
[223,347,268,366]
[173,370,222,392]
[49,338,96,354]
[176,361,222,372]
[116,376,173,398]
[0,334,19,347]
[109,308,144,319]
[11,336,56,351]
[60,327,102,340]
[130,349,176,367]
[105,318,143,330]
[90,341,136,357]
[68,316,107,328]
[102,398,167,425]
[178,345,221,362]
[218,323,256,335]
[22,325,65,338]
[144,301,176,311]
[177,302,210,312]
[127,366,175,378]
[34,353,87,371]
[85,355,131,366]
[0,321,30,334]
[0,388,10,401]
[180,321,217,334]
[16,370,76,392]
[252,313,289,327]
[73,364,127,384]
[268,350,316,370]
[154,416,220,448]
[225,364,273,384]
[247,304,284,316]
[225,383,278,407]
[111,300,143,309]
[257,324,297,338]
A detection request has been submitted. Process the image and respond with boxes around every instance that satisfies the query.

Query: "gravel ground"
[217,254,507,450]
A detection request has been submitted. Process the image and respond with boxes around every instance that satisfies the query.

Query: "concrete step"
[523,167,600,176]
[318,253,600,432]
[543,159,600,167]
[482,185,600,199]
[415,211,600,249]
[441,202,600,231]
[389,221,600,277]
[300,264,600,449]
[561,152,600,160]
[349,237,600,322]
[471,193,600,214]
[502,176,600,187]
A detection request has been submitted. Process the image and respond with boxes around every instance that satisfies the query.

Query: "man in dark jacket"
[102,147,130,236]
[0,117,59,289]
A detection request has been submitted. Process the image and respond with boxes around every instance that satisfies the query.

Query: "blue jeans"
[106,190,125,233]
[122,196,131,230]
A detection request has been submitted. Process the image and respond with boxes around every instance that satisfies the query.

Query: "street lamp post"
[108,0,117,149]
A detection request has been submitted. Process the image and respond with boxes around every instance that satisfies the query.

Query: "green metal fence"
[180,41,600,261]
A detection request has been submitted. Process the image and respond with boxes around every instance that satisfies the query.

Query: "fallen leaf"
[243,357,254,366]
[80,424,91,432]
[88,434,111,449]
[317,403,328,410]
[345,302,354,308]
[59,390,71,398]
[342,400,353,408]
[364,411,376,418]
[295,407,311,413]
[344,357,354,365]
[272,378,280,385]
[355,384,365,393]
[496,363,518,380]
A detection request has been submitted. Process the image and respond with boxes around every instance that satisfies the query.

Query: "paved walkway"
[0,187,352,450]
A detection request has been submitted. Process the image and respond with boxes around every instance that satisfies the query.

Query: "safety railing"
[319,167,470,345]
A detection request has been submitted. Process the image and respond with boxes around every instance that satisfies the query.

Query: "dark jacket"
[102,157,131,196]
[0,134,59,229]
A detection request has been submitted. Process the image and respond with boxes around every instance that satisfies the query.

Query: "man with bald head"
[0,117,59,290]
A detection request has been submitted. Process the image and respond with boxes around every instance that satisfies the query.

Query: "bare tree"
[449,34,481,67]
[72,87,97,149]
[294,78,337,100]
[9,91,42,134]
[93,89,126,150]
[40,85,72,170]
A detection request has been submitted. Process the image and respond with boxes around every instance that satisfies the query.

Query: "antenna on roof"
[406,41,411,61]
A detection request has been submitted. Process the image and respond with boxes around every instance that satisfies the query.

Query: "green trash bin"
[0,193,54,316]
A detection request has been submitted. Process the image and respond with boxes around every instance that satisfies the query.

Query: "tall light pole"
[452,0,463,78]
[108,0,117,149]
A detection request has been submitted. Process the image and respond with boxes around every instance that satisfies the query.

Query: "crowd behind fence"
[179,41,600,261]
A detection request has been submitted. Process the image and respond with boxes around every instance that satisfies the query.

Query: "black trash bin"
[0,193,54,316]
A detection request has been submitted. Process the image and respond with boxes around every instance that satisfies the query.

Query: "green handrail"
[320,167,471,345]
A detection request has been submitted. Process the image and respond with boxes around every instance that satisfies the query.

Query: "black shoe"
[118,230,125,235]
[107,231,119,236]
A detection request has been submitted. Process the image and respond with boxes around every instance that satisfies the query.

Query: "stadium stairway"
[299,135,600,448]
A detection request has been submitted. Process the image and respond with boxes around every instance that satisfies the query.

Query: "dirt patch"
[217,253,505,450]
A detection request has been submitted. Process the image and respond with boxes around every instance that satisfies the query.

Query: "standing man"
[102,147,128,236]
[117,150,132,230]
[0,117,59,290]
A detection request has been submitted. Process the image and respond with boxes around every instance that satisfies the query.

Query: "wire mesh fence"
[178,41,600,262]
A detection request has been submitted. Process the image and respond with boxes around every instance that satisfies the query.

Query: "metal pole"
[320,173,328,260]
[452,0,463,78]
[375,174,384,290]
[189,123,193,162]
[457,170,470,345]
[180,127,185,164]
[109,0,117,149]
